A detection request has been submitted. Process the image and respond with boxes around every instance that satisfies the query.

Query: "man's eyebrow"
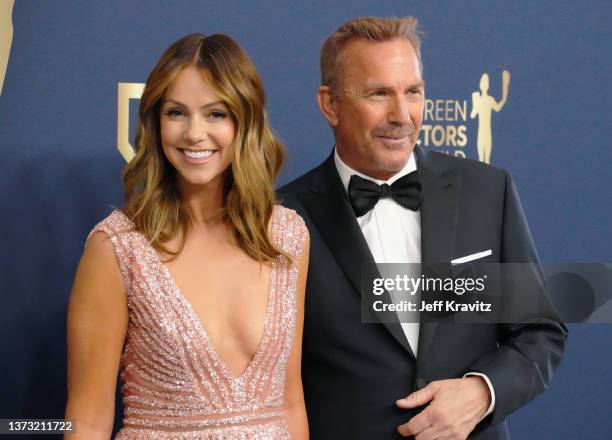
[162,99,225,108]
[362,80,426,92]
[362,83,391,92]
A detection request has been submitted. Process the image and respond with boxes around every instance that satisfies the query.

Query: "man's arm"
[397,170,567,438]
[463,171,568,423]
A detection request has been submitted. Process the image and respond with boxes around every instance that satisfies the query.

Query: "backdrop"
[1,1,611,438]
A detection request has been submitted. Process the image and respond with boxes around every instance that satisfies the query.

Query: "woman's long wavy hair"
[122,33,287,263]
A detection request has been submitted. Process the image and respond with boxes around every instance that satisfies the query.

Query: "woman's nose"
[183,115,207,144]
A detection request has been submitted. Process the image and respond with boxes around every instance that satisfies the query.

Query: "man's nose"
[388,96,411,126]
[184,115,207,144]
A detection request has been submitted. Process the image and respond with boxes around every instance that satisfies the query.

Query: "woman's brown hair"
[122,33,287,262]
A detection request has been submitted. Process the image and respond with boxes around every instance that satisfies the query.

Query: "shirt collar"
[334,146,418,194]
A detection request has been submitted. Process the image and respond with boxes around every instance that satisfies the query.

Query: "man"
[279,17,567,439]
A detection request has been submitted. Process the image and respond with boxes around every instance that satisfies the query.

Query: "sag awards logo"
[0,0,15,98]
[416,70,511,164]
[117,82,145,162]
[117,70,511,165]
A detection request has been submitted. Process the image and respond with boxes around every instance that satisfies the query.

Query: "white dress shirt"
[334,149,422,353]
[334,147,495,418]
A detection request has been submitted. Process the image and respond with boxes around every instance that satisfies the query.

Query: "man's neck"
[334,146,417,194]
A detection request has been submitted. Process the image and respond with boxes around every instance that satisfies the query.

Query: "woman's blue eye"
[165,109,183,117]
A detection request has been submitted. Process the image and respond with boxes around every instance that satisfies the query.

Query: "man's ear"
[316,85,338,126]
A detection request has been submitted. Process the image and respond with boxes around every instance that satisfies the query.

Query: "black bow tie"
[348,171,421,217]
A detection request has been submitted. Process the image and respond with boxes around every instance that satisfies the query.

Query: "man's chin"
[368,158,411,180]
[372,147,413,170]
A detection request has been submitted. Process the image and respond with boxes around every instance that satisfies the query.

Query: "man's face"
[323,38,425,180]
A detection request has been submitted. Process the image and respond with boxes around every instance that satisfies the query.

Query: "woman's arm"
[64,231,129,439]
[283,232,310,440]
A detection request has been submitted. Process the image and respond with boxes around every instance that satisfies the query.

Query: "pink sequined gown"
[87,205,307,439]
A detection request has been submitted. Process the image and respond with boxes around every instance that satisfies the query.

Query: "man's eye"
[410,88,423,95]
[370,90,387,97]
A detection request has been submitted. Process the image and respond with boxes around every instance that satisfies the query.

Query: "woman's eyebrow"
[162,99,225,108]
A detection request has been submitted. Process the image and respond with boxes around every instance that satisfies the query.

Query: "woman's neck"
[179,178,226,228]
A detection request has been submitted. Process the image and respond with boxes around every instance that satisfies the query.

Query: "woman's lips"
[179,148,217,164]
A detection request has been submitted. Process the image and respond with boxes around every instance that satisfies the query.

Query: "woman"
[65,33,309,439]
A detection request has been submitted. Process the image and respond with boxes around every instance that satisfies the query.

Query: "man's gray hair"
[320,16,423,92]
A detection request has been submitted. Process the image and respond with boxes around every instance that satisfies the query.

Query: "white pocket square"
[451,249,492,265]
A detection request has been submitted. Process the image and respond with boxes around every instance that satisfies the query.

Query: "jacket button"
[416,378,427,389]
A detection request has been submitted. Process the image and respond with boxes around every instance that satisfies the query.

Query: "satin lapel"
[414,147,461,364]
[298,154,415,356]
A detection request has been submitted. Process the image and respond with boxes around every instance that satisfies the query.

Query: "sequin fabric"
[86,205,307,439]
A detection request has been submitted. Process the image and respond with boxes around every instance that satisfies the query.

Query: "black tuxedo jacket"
[278,146,567,439]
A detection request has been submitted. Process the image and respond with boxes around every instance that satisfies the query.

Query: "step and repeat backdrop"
[1,1,611,438]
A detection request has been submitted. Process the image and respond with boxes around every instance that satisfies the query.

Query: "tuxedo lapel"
[414,146,462,364]
[298,152,415,356]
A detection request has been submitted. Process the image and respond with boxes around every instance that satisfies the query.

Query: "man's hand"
[395,376,491,439]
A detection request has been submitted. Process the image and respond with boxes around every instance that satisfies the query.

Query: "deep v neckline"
[155,250,276,382]
[125,209,278,383]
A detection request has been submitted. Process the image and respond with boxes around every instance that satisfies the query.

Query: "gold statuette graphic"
[0,0,15,97]
[117,82,145,162]
[470,70,510,164]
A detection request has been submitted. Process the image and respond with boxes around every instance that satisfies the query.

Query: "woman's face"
[160,65,235,191]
